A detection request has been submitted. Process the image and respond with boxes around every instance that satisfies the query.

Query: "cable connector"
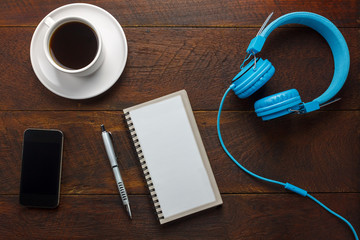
[285,183,308,197]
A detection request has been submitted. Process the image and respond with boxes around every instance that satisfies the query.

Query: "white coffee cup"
[43,16,104,77]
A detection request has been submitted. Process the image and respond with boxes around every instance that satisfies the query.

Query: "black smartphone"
[19,129,64,208]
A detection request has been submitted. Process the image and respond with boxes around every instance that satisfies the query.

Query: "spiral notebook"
[123,90,222,224]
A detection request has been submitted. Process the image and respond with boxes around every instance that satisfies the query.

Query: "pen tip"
[126,204,132,219]
[101,124,105,132]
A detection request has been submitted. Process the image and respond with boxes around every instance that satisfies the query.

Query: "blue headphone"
[231,12,350,120]
[217,12,358,239]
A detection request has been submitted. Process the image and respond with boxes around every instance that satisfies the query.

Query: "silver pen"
[101,124,132,219]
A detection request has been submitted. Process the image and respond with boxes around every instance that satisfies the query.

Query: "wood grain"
[0,194,358,239]
[0,27,359,111]
[0,1,359,239]
[0,0,358,27]
[1,111,359,195]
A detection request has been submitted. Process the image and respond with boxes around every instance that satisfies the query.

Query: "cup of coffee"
[43,16,104,76]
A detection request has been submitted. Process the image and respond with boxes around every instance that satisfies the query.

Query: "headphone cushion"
[240,63,275,98]
[232,58,275,98]
[254,89,302,120]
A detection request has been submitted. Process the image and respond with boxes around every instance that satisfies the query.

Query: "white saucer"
[30,3,128,99]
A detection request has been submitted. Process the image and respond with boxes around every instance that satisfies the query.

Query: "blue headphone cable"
[217,85,358,240]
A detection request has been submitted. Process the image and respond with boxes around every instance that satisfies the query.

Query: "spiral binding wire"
[124,111,164,220]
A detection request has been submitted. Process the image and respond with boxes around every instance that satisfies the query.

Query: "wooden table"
[0,0,359,239]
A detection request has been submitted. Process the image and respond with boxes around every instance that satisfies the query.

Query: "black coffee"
[50,21,98,70]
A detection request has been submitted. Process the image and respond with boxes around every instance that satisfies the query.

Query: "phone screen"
[19,129,63,208]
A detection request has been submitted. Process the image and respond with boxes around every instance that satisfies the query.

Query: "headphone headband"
[246,12,350,106]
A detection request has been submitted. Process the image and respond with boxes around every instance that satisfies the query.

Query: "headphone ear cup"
[254,89,302,121]
[232,58,275,98]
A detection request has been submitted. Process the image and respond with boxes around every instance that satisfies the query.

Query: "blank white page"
[128,92,220,222]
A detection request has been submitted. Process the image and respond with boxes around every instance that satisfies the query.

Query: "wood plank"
[0,0,358,27]
[0,194,358,239]
[0,27,359,111]
[1,111,358,194]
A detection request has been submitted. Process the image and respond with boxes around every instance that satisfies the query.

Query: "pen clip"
[108,131,118,159]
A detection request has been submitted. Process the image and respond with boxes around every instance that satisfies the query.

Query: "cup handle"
[44,17,55,28]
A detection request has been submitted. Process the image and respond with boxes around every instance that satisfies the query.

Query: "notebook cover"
[123,90,222,224]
